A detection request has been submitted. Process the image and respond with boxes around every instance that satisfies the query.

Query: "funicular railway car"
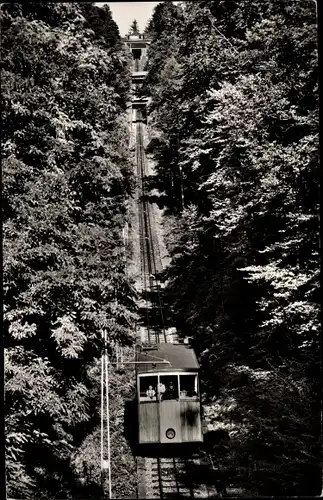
[136,343,203,444]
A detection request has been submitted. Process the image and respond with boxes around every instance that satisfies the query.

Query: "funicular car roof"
[136,343,199,374]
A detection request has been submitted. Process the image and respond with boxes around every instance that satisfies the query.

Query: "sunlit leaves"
[8,321,37,340]
[2,2,135,497]
[51,316,87,359]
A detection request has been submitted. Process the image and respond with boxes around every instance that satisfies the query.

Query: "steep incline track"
[136,120,167,344]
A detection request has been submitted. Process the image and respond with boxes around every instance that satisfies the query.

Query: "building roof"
[136,343,199,374]
[132,71,148,78]
[123,34,151,41]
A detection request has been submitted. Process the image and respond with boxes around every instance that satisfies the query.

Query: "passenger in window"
[146,386,156,399]
[158,382,166,399]
[164,381,176,400]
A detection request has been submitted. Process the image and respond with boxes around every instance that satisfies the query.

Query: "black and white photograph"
[2,1,320,498]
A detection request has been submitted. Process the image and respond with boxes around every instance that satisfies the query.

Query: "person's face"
[149,386,152,390]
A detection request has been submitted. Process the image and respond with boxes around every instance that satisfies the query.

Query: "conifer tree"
[129,19,139,35]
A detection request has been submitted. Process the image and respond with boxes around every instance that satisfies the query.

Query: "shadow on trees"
[67,481,102,499]
[124,398,139,454]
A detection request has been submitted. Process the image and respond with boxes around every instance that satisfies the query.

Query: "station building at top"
[123,32,151,115]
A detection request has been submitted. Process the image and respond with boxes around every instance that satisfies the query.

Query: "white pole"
[104,330,112,499]
[120,346,124,367]
[179,165,184,210]
[100,331,104,474]
[116,342,119,370]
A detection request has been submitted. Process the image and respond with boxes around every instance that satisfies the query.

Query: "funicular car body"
[136,343,203,444]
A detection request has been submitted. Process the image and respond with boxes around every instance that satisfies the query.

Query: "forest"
[2,2,137,498]
[2,0,320,498]
[143,0,320,496]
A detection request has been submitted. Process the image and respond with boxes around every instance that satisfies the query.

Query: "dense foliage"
[80,2,120,48]
[144,0,320,495]
[2,2,136,497]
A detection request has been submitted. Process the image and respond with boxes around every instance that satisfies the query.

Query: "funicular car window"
[179,374,198,400]
[139,375,158,401]
[159,375,179,400]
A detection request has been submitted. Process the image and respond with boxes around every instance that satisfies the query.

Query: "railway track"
[136,120,167,344]
[137,453,222,498]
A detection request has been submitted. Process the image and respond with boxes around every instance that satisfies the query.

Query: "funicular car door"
[159,374,182,443]
[138,374,160,443]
